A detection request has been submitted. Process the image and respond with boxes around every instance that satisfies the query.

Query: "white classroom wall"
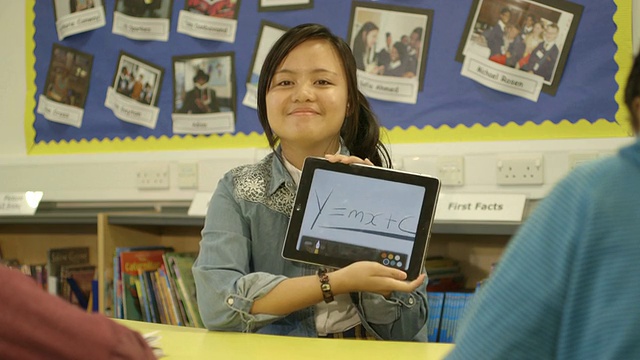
[0,1,637,203]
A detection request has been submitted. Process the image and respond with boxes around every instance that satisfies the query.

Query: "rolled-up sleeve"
[355,273,429,341]
[193,174,287,332]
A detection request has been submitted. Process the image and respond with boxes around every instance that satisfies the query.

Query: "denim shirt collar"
[266,142,350,196]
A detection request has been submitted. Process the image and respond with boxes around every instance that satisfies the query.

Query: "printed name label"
[434,193,526,222]
[0,192,44,216]
[188,192,212,216]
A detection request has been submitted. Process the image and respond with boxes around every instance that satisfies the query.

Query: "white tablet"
[282,157,441,280]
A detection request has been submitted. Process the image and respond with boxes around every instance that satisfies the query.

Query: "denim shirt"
[192,149,429,341]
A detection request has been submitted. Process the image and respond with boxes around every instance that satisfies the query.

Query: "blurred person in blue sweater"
[446,48,640,359]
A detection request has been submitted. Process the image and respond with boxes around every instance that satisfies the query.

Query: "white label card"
[112,11,170,42]
[56,6,106,40]
[0,192,44,216]
[172,112,235,134]
[188,192,212,217]
[242,83,258,109]
[176,10,237,43]
[37,95,84,128]
[435,193,526,222]
[460,54,544,102]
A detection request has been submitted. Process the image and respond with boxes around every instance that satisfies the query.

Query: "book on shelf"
[153,269,172,325]
[140,269,160,323]
[19,263,48,290]
[159,265,183,326]
[119,248,173,321]
[427,292,445,342]
[430,291,475,343]
[113,245,173,320]
[424,256,459,269]
[1,258,48,290]
[60,263,96,309]
[113,248,203,328]
[0,258,21,268]
[425,256,465,292]
[165,251,203,328]
[427,272,465,292]
[47,247,90,296]
[162,253,190,327]
[133,277,148,321]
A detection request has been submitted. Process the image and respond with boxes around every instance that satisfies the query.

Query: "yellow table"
[118,320,454,360]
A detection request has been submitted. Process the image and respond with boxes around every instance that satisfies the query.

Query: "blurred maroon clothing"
[0,266,156,360]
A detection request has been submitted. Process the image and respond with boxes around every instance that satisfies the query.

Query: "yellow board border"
[24,0,633,155]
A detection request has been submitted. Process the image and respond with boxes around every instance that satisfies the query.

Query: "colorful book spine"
[159,266,182,326]
[137,269,152,322]
[427,292,445,342]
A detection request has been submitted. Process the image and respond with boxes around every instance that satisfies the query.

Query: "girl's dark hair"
[392,41,407,61]
[352,22,379,64]
[257,23,392,167]
[625,49,640,132]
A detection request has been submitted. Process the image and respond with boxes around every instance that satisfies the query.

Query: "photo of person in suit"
[117,0,167,19]
[483,7,512,58]
[405,27,422,76]
[517,21,544,69]
[383,41,412,78]
[376,32,393,70]
[521,14,536,37]
[520,23,560,81]
[116,66,132,96]
[504,25,525,68]
[44,45,92,108]
[178,69,220,114]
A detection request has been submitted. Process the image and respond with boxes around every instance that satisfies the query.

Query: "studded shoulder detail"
[231,156,294,216]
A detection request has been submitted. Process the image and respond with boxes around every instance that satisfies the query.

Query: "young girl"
[193,23,428,340]
[351,21,382,74]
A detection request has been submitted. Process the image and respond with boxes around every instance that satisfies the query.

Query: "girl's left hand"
[324,154,374,166]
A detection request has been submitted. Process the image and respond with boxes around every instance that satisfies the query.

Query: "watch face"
[321,283,331,291]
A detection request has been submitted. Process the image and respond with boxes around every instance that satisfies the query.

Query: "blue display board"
[26,0,630,154]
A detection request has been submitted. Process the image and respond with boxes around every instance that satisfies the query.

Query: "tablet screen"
[282,157,440,280]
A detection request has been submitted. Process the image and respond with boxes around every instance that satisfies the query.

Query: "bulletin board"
[24,0,633,155]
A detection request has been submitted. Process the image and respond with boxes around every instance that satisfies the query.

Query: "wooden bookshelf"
[97,212,201,315]
[0,212,99,276]
[2,200,539,315]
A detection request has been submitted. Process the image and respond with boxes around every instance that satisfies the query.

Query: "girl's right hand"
[330,261,425,297]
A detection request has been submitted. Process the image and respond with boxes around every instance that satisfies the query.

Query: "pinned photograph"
[112,0,173,41]
[37,44,93,128]
[456,0,583,99]
[172,53,236,134]
[177,0,240,43]
[105,52,164,129]
[53,0,106,40]
[347,1,433,104]
[242,21,288,109]
[258,0,313,12]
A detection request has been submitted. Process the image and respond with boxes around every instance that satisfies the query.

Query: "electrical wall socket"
[402,156,436,176]
[437,156,464,186]
[136,164,170,189]
[496,156,544,185]
[569,152,599,169]
[177,162,198,189]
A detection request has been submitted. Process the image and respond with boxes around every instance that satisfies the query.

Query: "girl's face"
[366,29,378,48]
[266,39,348,151]
[533,23,543,36]
[390,45,399,62]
